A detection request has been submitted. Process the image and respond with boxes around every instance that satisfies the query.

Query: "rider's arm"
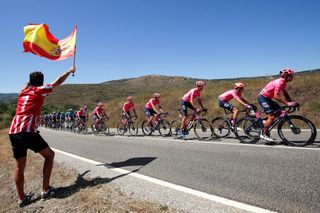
[273,92,289,105]
[282,89,292,103]
[197,97,205,110]
[151,103,159,114]
[133,109,137,117]
[51,67,76,89]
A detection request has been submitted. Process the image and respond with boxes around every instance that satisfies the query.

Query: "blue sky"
[1,0,319,93]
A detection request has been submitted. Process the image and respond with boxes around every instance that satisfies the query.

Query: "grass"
[0,129,181,212]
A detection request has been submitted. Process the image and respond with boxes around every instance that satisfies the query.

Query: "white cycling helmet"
[154,93,160,98]
[234,82,245,89]
[196,81,205,87]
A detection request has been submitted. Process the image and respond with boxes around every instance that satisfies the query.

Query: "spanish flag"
[23,24,77,60]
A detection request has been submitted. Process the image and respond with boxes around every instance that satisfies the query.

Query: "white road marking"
[52,147,276,213]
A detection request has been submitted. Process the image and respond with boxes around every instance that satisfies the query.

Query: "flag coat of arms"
[23,24,77,60]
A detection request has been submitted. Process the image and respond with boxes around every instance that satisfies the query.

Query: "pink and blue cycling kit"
[218,89,242,102]
[260,78,287,99]
[182,88,201,102]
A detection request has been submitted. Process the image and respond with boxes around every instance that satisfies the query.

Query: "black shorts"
[181,100,195,116]
[9,132,49,159]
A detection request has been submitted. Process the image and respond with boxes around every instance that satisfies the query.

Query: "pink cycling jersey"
[182,88,201,102]
[123,101,135,112]
[219,89,241,102]
[145,98,159,109]
[9,84,53,134]
[260,78,287,99]
[76,109,86,117]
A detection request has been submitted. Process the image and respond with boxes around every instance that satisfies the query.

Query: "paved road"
[40,128,320,213]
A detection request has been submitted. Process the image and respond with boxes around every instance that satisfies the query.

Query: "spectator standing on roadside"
[8,66,76,207]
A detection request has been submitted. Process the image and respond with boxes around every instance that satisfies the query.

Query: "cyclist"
[144,93,163,128]
[76,107,87,126]
[179,81,207,138]
[93,103,107,130]
[122,96,137,120]
[218,82,252,126]
[258,68,298,141]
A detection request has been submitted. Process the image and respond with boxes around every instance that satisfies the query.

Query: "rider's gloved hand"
[287,101,297,107]
[245,104,252,109]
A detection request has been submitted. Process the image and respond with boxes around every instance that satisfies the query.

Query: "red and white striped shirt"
[9,84,53,134]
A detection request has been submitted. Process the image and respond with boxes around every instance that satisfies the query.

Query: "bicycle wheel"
[128,122,138,136]
[170,120,181,136]
[92,124,99,135]
[158,119,171,137]
[142,120,152,135]
[82,124,88,134]
[194,119,213,139]
[117,122,127,135]
[234,116,260,144]
[278,115,317,146]
[211,117,231,138]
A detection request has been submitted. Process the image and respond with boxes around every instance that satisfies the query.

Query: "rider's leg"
[147,116,154,127]
[232,107,239,125]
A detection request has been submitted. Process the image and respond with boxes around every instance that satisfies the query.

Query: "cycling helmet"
[154,93,160,98]
[196,81,205,87]
[80,107,84,111]
[84,106,87,109]
[127,96,133,101]
[98,102,103,107]
[280,68,295,77]
[234,82,245,89]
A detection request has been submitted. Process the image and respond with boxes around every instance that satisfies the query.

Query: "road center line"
[52,147,276,213]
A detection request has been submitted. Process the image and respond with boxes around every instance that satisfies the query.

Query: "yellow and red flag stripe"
[23,24,77,60]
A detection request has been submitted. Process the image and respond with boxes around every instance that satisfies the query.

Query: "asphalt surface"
[40,128,320,213]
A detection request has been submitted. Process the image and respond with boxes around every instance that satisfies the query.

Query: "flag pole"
[72,47,76,77]
[72,25,77,77]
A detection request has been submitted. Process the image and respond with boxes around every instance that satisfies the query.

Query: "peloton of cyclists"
[178,81,207,139]
[218,82,252,126]
[258,68,298,141]
[144,93,164,129]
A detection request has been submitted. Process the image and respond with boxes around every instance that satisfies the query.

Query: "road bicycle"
[117,114,138,136]
[211,104,256,138]
[92,117,110,136]
[170,109,213,140]
[234,104,317,146]
[73,117,88,134]
[142,112,171,136]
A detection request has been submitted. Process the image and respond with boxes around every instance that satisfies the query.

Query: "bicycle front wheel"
[128,122,138,136]
[234,116,260,144]
[142,120,152,135]
[158,120,171,137]
[211,117,231,138]
[117,122,127,135]
[194,119,213,140]
[278,115,317,147]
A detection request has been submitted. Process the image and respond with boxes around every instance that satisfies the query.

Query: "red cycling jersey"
[9,84,53,134]
[123,101,135,112]
[145,98,159,109]
[93,106,105,117]
[182,88,201,102]
[76,109,86,117]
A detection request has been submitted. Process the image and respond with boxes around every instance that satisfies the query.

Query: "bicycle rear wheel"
[234,116,260,143]
[129,122,138,136]
[158,120,171,137]
[278,115,317,146]
[142,120,152,135]
[211,117,231,138]
[194,119,213,140]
